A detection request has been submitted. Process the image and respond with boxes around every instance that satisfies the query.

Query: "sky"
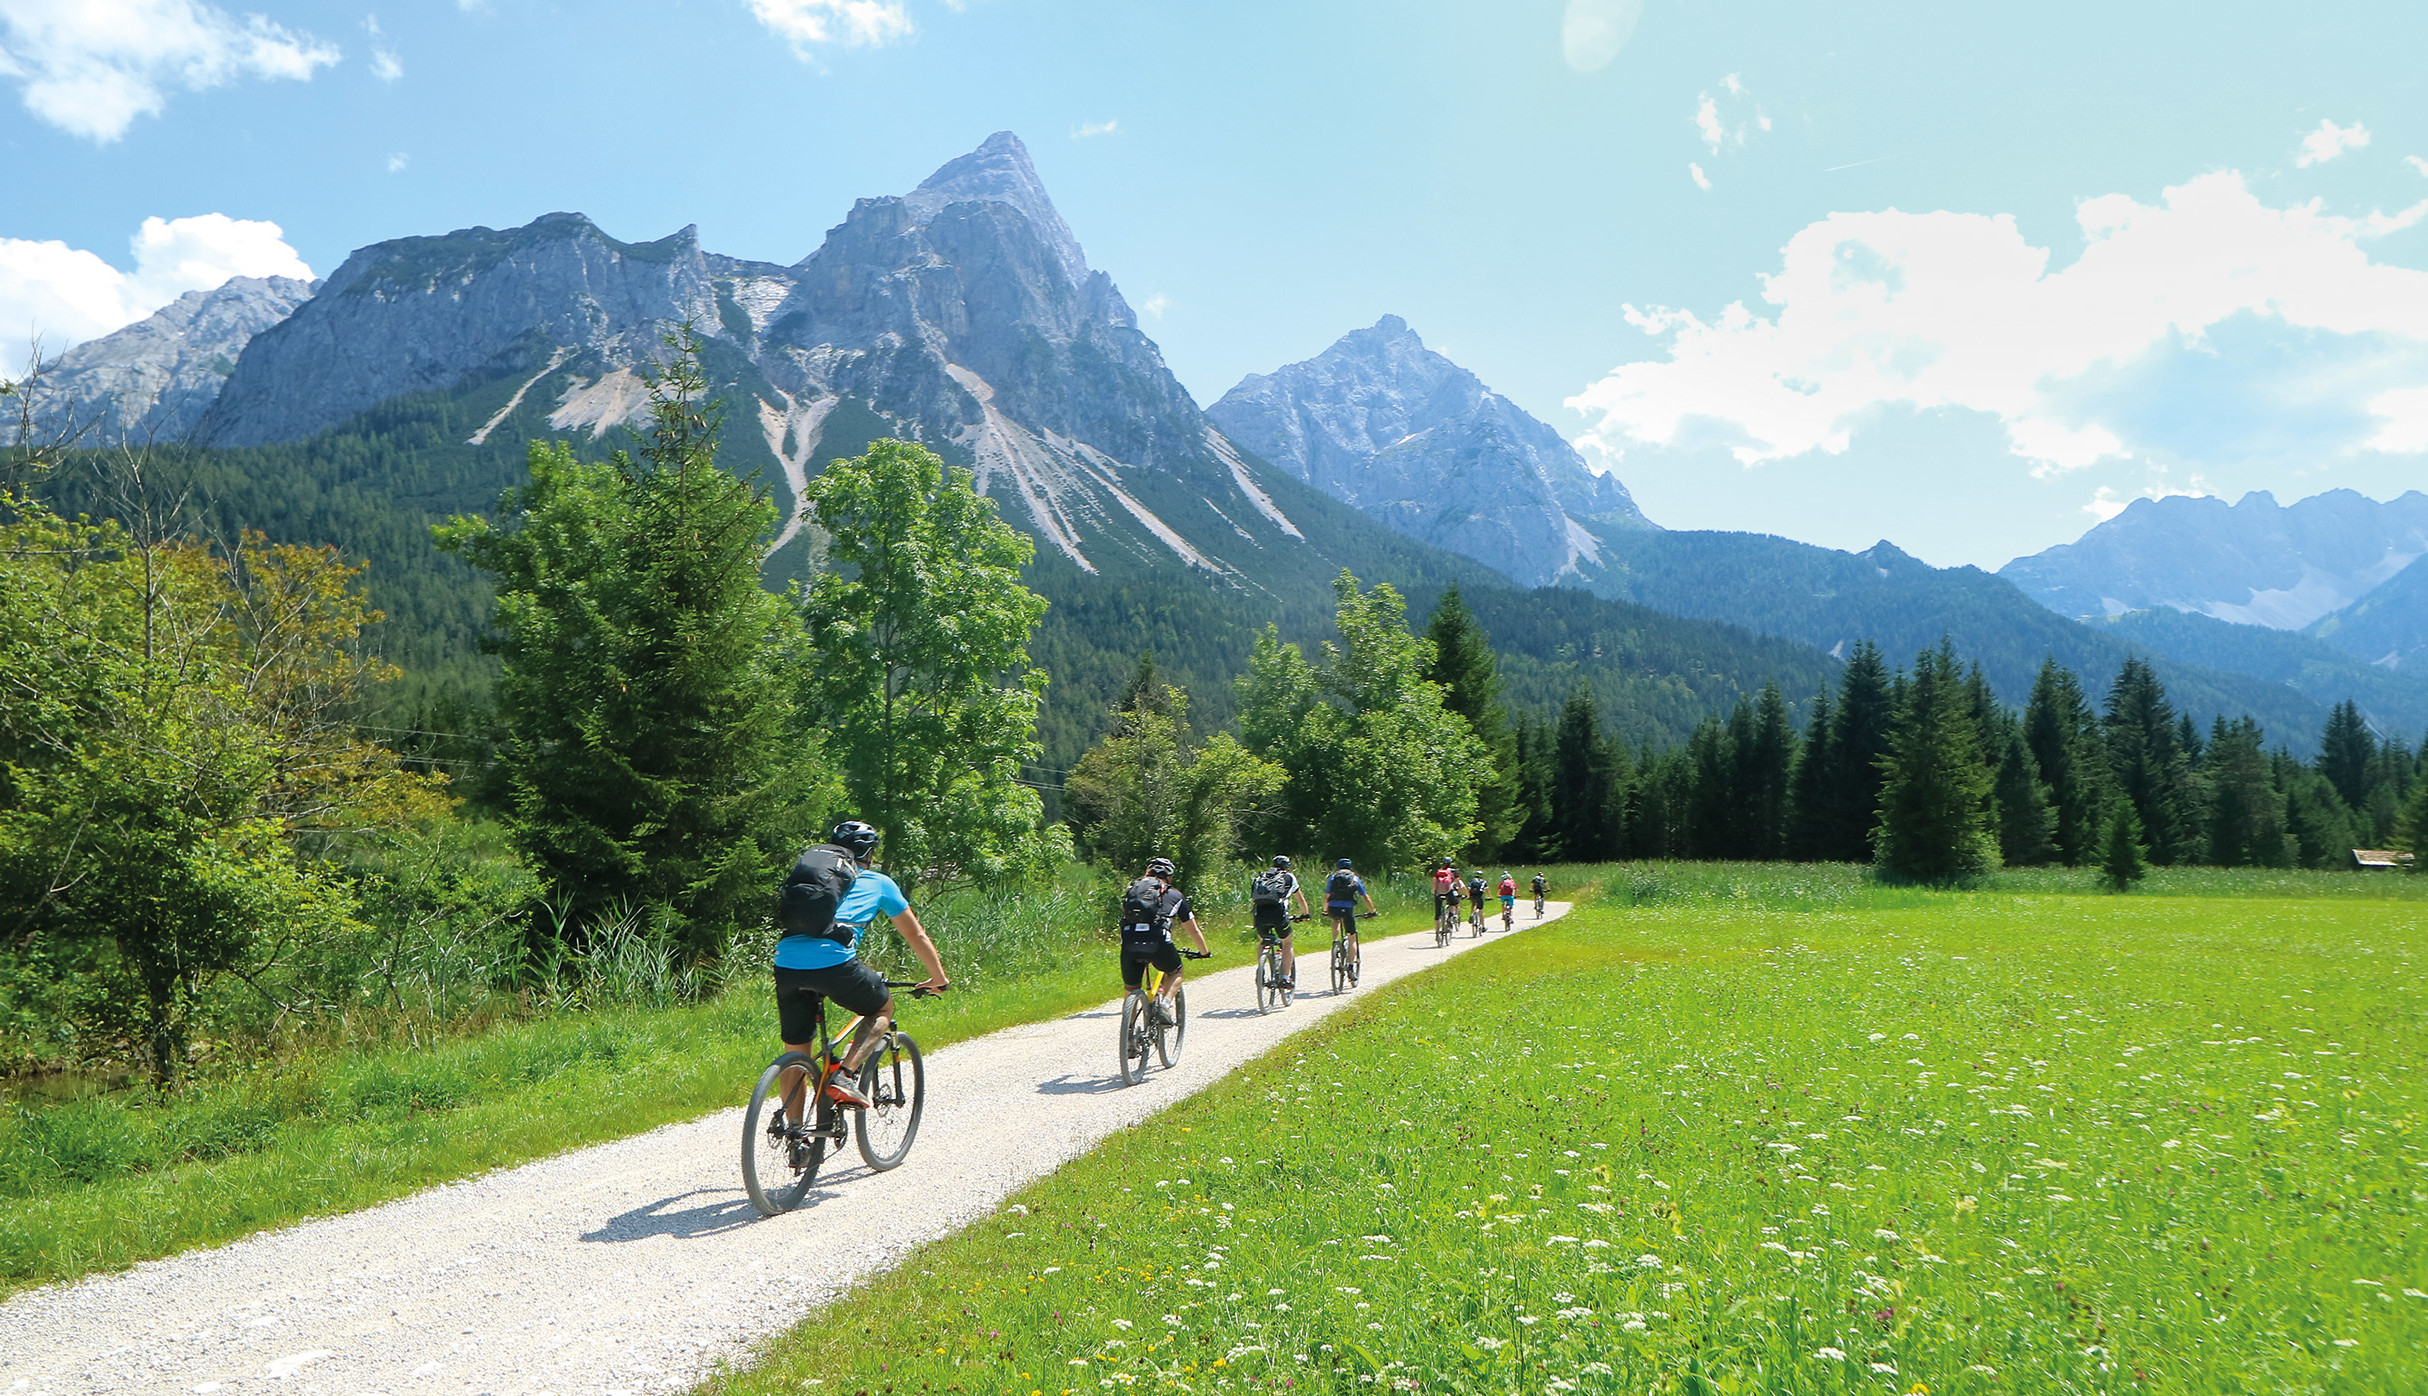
[2,0,2424,569]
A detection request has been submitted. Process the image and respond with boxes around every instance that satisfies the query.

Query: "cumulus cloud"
[364,14,399,81]
[0,0,340,142]
[2409,155,2428,178]
[1070,119,1117,139]
[1566,171,2428,481]
[1561,0,1642,73]
[0,212,311,372]
[2297,118,2369,167]
[746,0,912,55]
[1688,162,1711,191]
[1694,73,1769,155]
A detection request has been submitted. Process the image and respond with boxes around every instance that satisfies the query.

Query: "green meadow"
[712,866,2426,1396]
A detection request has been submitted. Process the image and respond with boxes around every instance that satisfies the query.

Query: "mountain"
[1566,528,2339,743]
[2307,555,2428,679]
[31,276,315,443]
[1208,315,1652,588]
[2095,607,2428,738]
[1999,488,2428,628]
[37,132,1835,773]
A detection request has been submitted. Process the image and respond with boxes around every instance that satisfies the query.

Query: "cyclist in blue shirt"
[773,820,949,1109]
[1322,857,1380,956]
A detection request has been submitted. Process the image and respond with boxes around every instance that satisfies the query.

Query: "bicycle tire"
[1331,934,1348,995]
[1155,984,1187,1069]
[1117,991,1151,1085]
[742,1052,826,1217]
[854,1031,925,1171]
[1256,946,1279,1014]
[1348,934,1362,985]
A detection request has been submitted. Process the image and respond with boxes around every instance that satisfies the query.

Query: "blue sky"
[3,0,2424,567]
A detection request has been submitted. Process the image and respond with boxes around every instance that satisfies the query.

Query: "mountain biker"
[1465,870,1489,928]
[1430,859,1458,928]
[1530,871,1548,914]
[773,820,949,1111]
[1250,855,1310,988]
[1325,857,1380,955]
[1122,856,1210,1024]
[1498,872,1517,927]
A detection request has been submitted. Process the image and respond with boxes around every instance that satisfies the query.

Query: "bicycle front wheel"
[1256,948,1279,1014]
[1156,985,1187,1069]
[1117,992,1151,1085]
[855,1031,925,1171]
[742,1052,826,1217]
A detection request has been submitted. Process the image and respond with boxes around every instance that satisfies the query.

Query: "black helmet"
[828,820,880,858]
[1145,856,1177,878]
[1271,855,1292,870]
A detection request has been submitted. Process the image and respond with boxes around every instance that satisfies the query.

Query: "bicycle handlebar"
[883,980,949,998]
[1180,949,1212,960]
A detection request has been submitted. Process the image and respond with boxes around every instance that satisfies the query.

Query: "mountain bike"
[1256,916,1306,1013]
[1500,898,1515,932]
[1119,949,1209,1085]
[1328,912,1365,994]
[1434,898,1455,949]
[1469,896,1487,937]
[741,981,937,1217]
[1533,887,1546,917]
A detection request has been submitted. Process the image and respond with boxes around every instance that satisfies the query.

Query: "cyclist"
[1249,855,1310,988]
[1122,856,1210,1025]
[1430,858,1459,931]
[1465,869,1489,931]
[1444,873,1466,926]
[1324,857,1380,958]
[1498,871,1517,929]
[1530,871,1548,915]
[773,820,949,1111]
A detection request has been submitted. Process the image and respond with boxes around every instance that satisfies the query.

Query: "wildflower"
[1873,1229,1900,1241]
[1582,1362,1614,1376]
[1966,1365,1998,1375]
[1163,1314,1182,1326]
[1812,1347,1847,1362]
[1870,1362,1898,1374]
[1517,1315,1540,1326]
[1474,1337,1507,1352]
[1112,1319,1133,1330]
[1622,1318,1649,1332]
[1267,1289,1286,1295]
[1636,1254,1664,1269]
[2334,1339,2358,1348]
[1337,1287,1361,1295]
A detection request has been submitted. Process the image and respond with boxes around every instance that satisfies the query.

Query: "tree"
[2205,716,2287,867]
[796,437,1061,887]
[2394,768,2428,859]
[438,332,821,947]
[1990,725,2057,867]
[2102,658,2195,865]
[2023,659,2103,865]
[1422,584,1522,856]
[1732,682,1797,859]
[2318,698,2379,812]
[1064,679,1283,890]
[1549,686,1619,861]
[1786,687,1835,860]
[2101,796,2149,891]
[1873,641,1998,882]
[1233,571,1493,871]
[1819,641,1896,862]
[3,493,442,1081]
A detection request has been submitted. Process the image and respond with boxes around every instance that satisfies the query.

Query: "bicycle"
[1329,912,1365,994]
[1256,916,1306,1014]
[1533,890,1546,917]
[1501,899,1515,932]
[1469,898,1487,937]
[741,981,937,1217]
[1119,949,1210,1085]
[1434,899,1455,949]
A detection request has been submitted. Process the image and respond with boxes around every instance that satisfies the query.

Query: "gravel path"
[1,903,1571,1396]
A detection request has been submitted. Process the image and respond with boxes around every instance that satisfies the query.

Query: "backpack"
[777,844,861,944]
[1251,870,1290,909]
[1325,870,1360,906]
[1121,876,1179,940]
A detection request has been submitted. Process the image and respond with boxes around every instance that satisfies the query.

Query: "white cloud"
[1139,293,1168,319]
[1070,119,1117,140]
[2409,155,2428,178]
[1693,74,1768,156]
[364,16,400,81]
[1567,171,2428,481]
[0,0,340,142]
[0,212,311,372]
[1560,0,1642,73]
[385,150,407,173]
[1694,93,1723,151]
[2297,118,2370,168]
[2366,384,2428,454]
[1688,162,1711,191]
[746,0,912,55]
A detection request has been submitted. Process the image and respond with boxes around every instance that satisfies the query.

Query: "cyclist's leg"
[1279,930,1295,981]
[772,969,826,1125]
[1152,941,1186,1006]
[802,961,893,1076]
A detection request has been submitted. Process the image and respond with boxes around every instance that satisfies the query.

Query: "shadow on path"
[580,1190,760,1243]
[1035,1073,1125,1096]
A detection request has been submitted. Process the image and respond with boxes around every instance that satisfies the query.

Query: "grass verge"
[707,870,2425,1395]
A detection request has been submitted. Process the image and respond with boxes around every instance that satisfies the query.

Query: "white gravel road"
[1,903,1570,1396]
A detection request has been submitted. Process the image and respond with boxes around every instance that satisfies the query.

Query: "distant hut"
[2351,849,2415,871]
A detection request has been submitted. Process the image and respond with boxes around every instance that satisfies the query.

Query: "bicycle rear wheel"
[1117,991,1152,1085]
[1256,946,1279,1014]
[1155,985,1187,1069]
[1348,934,1362,985]
[742,1052,826,1217]
[1330,934,1348,995]
[854,1031,925,1171]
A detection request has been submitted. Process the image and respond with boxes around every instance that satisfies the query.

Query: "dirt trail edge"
[2,902,1575,1396]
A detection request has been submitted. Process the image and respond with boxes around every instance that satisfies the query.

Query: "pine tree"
[2204,715,2287,866]
[1786,687,1836,860]
[1686,712,1736,858]
[2101,796,2149,891]
[2023,659,2103,865]
[2395,768,2428,857]
[1991,724,2057,867]
[1551,686,1617,860]
[1733,681,1797,859]
[1422,584,1523,857]
[1822,641,1896,862]
[2317,699,2376,813]
[2102,658,2194,865]
[1873,641,1998,882]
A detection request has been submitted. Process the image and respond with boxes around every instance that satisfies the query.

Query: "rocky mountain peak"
[897,131,1089,287]
[30,274,316,444]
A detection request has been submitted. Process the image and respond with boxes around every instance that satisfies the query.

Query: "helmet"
[1145,856,1177,879]
[1336,857,1354,869]
[828,820,880,858]
[1270,855,1292,870]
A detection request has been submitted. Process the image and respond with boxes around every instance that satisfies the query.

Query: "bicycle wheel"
[1347,934,1362,986]
[1117,991,1152,1085]
[1155,984,1187,1069]
[854,1031,925,1171]
[1256,946,1279,1014]
[742,1052,826,1217]
[1330,935,1348,995]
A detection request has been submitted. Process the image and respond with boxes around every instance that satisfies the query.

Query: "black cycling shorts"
[1328,904,1360,928]
[1120,938,1185,989]
[1252,902,1293,933]
[774,961,890,1044]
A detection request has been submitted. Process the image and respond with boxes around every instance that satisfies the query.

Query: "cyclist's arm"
[1179,914,1209,955]
[892,906,950,992]
[1361,887,1380,914]
[1290,885,1311,916]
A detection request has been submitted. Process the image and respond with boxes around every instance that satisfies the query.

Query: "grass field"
[711,866,2425,1396]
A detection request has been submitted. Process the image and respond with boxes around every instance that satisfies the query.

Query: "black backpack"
[1251,869,1290,909]
[1326,870,1360,905]
[778,844,861,943]
[1121,876,1179,939]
